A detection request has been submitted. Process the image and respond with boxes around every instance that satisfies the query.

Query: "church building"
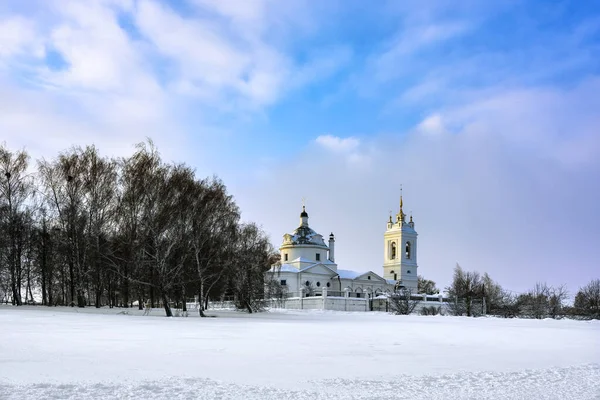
[382,195,419,291]
[268,195,419,299]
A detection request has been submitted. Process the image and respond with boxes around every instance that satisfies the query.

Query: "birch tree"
[0,144,34,305]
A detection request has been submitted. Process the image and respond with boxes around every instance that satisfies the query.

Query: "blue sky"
[1,0,599,294]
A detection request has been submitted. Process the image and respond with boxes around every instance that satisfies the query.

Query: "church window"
[316,253,321,261]
[280,280,287,286]
[394,273,398,280]
[367,276,371,280]
[405,241,411,259]
[391,242,397,259]
[316,282,321,287]
[305,281,310,287]
[284,253,288,261]
[407,270,411,274]
[326,282,331,288]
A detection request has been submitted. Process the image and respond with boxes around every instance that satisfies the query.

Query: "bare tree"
[0,140,277,316]
[264,275,289,308]
[574,279,600,319]
[492,290,520,318]
[0,144,34,305]
[445,264,483,316]
[230,223,273,313]
[389,287,419,315]
[79,146,118,307]
[302,280,317,297]
[114,141,161,308]
[517,282,566,319]
[190,177,239,316]
[548,284,568,319]
[38,149,90,307]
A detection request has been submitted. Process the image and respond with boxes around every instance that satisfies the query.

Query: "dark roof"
[300,206,308,218]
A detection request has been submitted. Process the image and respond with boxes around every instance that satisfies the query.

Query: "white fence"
[187,291,452,314]
[268,288,369,312]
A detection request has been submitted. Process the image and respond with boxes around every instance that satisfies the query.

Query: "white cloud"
[130,0,349,109]
[436,78,600,167]
[417,114,447,136]
[0,0,352,168]
[0,16,43,59]
[315,135,360,153]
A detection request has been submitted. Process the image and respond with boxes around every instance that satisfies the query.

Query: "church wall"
[324,297,369,312]
[282,246,329,266]
[339,278,393,296]
[267,272,340,295]
[298,272,337,293]
[270,295,369,312]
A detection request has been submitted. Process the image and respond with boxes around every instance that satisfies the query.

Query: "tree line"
[440,264,599,319]
[0,140,276,316]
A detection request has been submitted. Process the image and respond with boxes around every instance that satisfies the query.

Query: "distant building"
[267,195,419,301]
[382,195,419,291]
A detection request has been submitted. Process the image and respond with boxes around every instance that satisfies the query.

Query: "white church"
[268,195,420,304]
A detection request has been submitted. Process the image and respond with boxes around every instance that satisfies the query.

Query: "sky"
[1,0,599,295]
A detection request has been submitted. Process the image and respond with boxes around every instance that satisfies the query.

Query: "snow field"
[0,306,598,399]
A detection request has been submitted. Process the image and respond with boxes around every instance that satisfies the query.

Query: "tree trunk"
[150,285,155,308]
[122,261,130,308]
[69,260,75,306]
[161,292,172,317]
[95,289,102,308]
[197,288,207,317]
[138,289,143,310]
[10,243,22,305]
[47,267,53,306]
[16,248,23,304]
[41,232,47,305]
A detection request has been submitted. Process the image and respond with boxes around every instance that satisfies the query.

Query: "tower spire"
[397,184,405,223]
[400,184,403,210]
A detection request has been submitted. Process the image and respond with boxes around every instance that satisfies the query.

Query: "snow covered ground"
[0,306,598,399]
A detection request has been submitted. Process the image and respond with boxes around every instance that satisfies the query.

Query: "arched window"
[391,242,397,259]
[316,282,321,287]
[305,281,310,287]
[405,241,411,259]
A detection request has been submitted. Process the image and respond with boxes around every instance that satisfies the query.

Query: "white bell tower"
[382,190,418,292]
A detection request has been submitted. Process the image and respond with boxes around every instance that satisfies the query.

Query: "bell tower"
[383,190,418,292]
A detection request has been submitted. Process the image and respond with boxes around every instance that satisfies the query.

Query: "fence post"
[344,288,350,312]
[322,288,327,311]
[299,288,304,310]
